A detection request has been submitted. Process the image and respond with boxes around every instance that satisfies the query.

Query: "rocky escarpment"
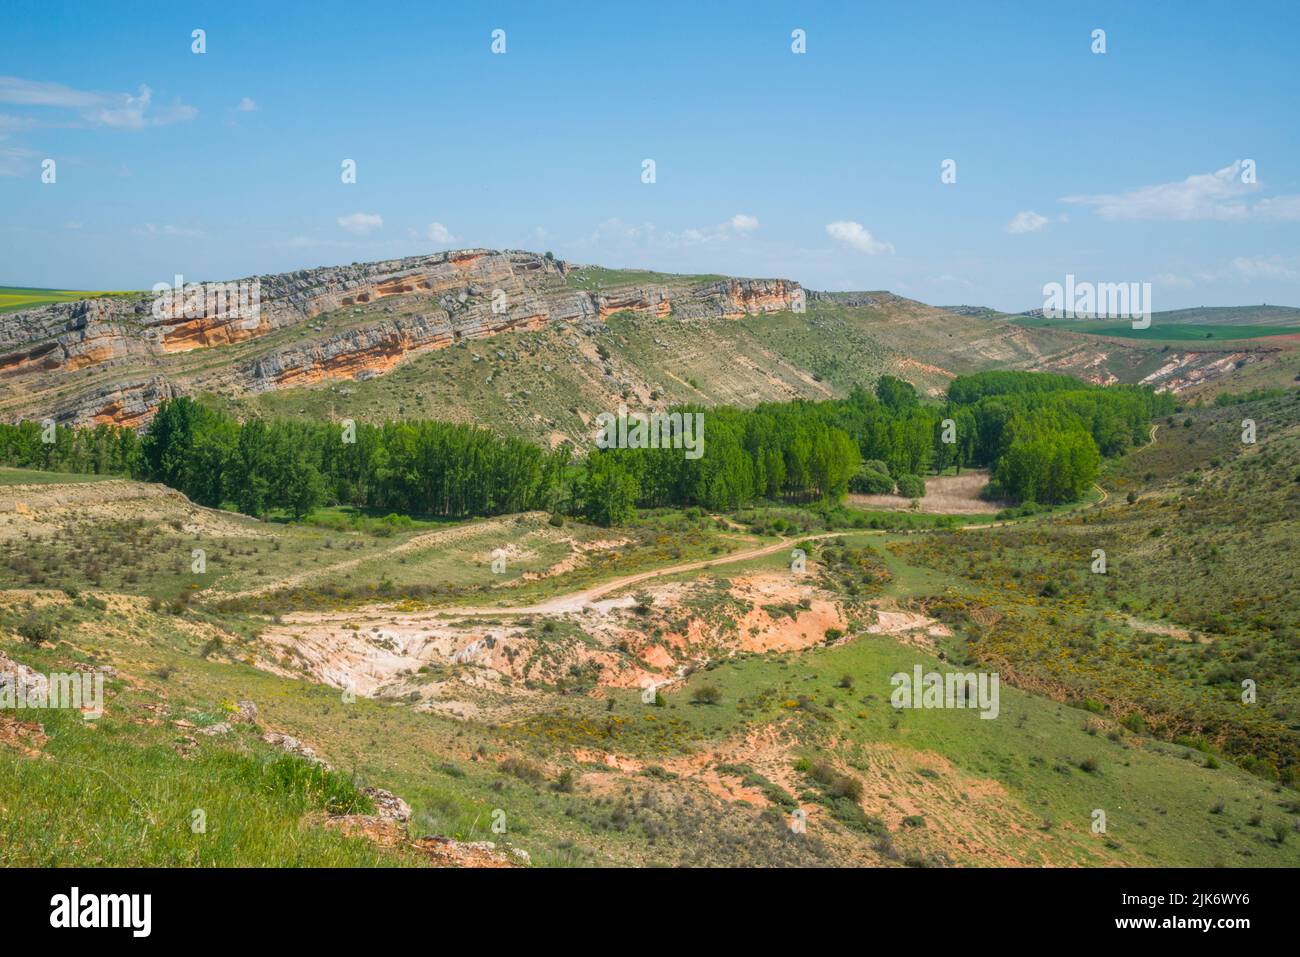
[0,249,804,428]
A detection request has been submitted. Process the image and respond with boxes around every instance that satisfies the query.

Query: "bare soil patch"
[848,470,1004,515]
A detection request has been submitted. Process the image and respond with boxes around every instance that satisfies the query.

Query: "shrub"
[17,610,58,645]
[805,757,864,801]
[849,468,894,494]
[498,755,546,784]
[691,684,722,705]
[896,474,926,499]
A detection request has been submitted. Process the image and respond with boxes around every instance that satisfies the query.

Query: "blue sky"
[2,0,1298,311]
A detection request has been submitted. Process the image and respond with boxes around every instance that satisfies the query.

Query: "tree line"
[0,371,1173,525]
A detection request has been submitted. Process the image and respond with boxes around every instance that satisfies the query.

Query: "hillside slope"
[4,469,1299,867]
[1,250,1288,442]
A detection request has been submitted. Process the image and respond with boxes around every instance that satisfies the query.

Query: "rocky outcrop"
[594,278,800,321]
[261,730,338,769]
[0,249,804,428]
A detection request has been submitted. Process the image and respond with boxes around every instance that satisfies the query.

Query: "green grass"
[0,286,129,314]
[4,391,1299,866]
[885,393,1300,780]
[0,687,394,866]
[563,267,727,290]
[1008,315,1300,342]
[0,467,120,486]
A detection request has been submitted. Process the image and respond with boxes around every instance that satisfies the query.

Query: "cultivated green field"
[564,266,728,291]
[0,286,128,314]
[1008,315,1300,341]
[0,467,119,486]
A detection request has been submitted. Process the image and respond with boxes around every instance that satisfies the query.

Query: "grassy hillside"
[221,293,1198,447]
[4,416,1300,865]
[889,392,1300,781]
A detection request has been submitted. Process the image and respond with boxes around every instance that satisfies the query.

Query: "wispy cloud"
[422,222,457,244]
[0,112,38,134]
[337,212,383,235]
[0,76,104,108]
[1229,256,1298,280]
[1152,256,1300,288]
[236,97,257,113]
[138,223,205,238]
[825,220,893,254]
[1061,161,1300,222]
[1006,210,1049,234]
[729,213,760,234]
[587,213,761,249]
[0,76,197,129]
[0,144,39,177]
[1254,195,1300,222]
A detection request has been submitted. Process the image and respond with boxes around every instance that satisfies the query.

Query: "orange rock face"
[0,341,61,373]
[273,336,418,388]
[160,315,271,352]
[722,279,797,318]
[597,294,671,320]
[0,249,810,429]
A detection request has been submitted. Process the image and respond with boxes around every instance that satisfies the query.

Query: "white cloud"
[0,76,196,130]
[1153,256,1300,287]
[337,212,383,235]
[140,223,205,238]
[0,113,37,133]
[585,214,762,250]
[1057,161,1300,221]
[825,220,894,254]
[0,144,38,176]
[236,97,257,112]
[86,85,197,130]
[424,222,457,244]
[64,221,83,230]
[1230,256,1298,280]
[1255,195,1300,222]
[0,76,103,108]
[1005,210,1049,234]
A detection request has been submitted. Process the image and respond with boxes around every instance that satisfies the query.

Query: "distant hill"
[948,303,1300,327]
[2,252,1295,439]
[0,285,130,314]
[1133,305,1300,326]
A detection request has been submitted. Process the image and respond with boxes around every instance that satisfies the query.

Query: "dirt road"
[428,532,843,616]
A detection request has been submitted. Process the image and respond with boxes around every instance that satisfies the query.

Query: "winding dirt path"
[1094,423,1158,508]
[271,532,843,627]
[220,513,544,600]
[424,532,843,616]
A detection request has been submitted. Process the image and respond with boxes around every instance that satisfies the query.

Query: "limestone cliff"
[0,249,804,428]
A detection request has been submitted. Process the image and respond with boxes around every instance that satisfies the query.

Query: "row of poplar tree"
[0,371,1173,525]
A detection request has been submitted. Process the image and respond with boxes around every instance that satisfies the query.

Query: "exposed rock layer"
[1,249,803,427]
